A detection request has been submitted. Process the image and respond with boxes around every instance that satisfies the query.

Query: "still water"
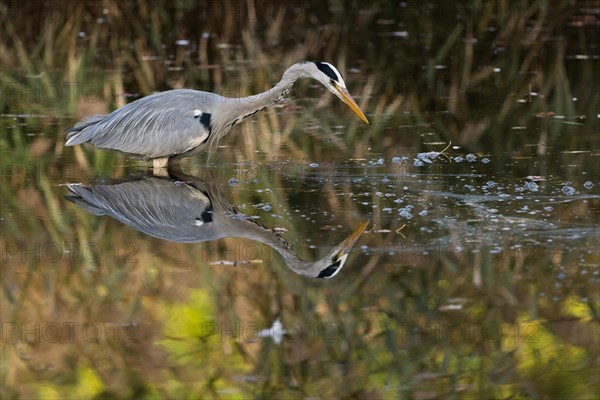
[1,1,599,399]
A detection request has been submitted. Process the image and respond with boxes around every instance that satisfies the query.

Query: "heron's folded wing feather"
[69,90,217,158]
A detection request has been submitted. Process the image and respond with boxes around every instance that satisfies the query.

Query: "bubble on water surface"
[399,207,413,219]
[526,182,539,192]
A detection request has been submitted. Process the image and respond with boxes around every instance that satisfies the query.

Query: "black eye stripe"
[314,62,339,82]
[317,259,342,278]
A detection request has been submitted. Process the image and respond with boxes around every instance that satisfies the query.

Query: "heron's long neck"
[223,63,309,127]
[232,219,325,277]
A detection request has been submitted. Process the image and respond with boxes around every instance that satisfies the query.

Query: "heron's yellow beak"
[334,220,370,259]
[337,87,369,124]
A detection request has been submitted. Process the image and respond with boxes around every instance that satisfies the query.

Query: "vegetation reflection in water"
[1,1,599,399]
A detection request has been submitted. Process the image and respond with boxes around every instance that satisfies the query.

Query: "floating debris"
[583,181,594,189]
[258,319,286,345]
[439,304,464,311]
[416,153,434,163]
[466,154,477,162]
[561,185,576,195]
[228,178,239,185]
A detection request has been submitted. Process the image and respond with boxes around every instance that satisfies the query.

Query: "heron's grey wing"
[65,184,108,216]
[66,178,221,242]
[66,89,221,158]
[66,115,105,139]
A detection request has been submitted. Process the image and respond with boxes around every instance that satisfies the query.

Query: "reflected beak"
[337,87,369,124]
[335,220,370,259]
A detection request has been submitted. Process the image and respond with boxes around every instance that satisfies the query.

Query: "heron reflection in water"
[65,62,369,169]
[65,171,368,278]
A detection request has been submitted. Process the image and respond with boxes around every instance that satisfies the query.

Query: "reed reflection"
[65,169,368,278]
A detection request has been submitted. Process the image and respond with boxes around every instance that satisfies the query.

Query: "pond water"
[1,1,599,399]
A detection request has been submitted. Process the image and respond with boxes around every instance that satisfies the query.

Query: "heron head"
[310,62,369,124]
[312,220,370,278]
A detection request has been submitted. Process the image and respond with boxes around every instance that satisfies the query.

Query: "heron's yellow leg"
[152,157,169,177]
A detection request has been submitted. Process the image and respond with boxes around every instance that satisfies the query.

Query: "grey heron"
[65,62,369,169]
[65,171,369,278]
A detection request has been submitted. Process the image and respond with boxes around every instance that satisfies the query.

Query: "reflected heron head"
[311,220,370,278]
